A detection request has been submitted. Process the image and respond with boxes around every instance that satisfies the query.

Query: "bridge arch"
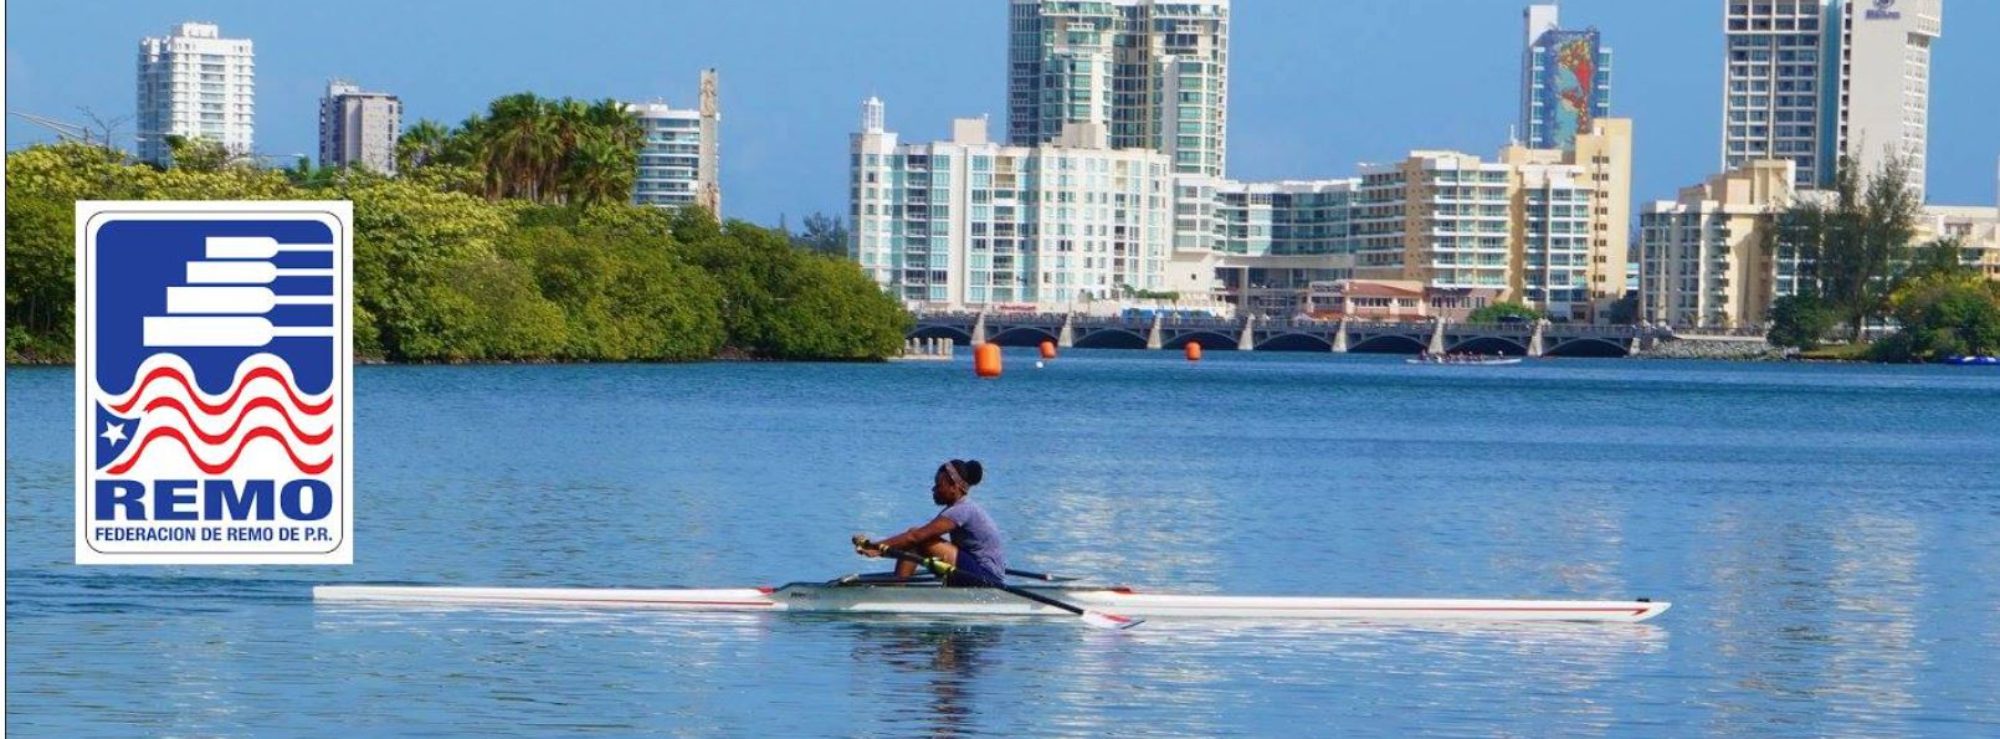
[909,325,973,343]
[986,326,1059,347]
[1544,337,1629,358]
[1348,334,1427,354]
[1166,331,1239,350]
[1448,336,1529,356]
[1257,332,1334,352]
[1072,329,1148,349]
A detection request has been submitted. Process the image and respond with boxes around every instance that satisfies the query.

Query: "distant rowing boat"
[315,573,1669,624]
[1406,357,1523,366]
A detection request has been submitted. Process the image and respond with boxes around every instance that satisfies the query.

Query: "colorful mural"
[1533,29,1605,151]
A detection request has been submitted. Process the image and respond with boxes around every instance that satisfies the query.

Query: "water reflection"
[841,620,1006,738]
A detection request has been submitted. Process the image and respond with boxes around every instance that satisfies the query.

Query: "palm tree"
[408,92,645,205]
[395,119,452,173]
[565,99,642,205]
[484,93,560,202]
[566,135,629,206]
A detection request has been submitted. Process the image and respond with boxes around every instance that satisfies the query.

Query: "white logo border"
[74,201,355,565]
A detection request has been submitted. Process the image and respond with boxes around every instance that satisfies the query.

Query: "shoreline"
[7,352,1967,368]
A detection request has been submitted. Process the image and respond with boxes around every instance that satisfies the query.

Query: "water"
[8,351,2000,736]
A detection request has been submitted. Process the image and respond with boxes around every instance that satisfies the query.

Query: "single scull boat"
[314,573,1669,624]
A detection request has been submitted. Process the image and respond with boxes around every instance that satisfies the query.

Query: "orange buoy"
[1039,340,1057,359]
[974,342,1003,378]
[1185,342,1203,362]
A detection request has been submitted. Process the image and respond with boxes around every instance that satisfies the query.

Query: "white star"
[102,421,128,445]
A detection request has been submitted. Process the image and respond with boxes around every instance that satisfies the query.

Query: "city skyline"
[7,0,1998,223]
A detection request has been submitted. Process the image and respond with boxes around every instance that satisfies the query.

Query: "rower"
[856,459,1007,587]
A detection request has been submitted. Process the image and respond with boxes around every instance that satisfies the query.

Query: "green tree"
[678,214,907,359]
[1465,301,1545,324]
[1768,153,1922,341]
[1766,292,1837,349]
[346,177,515,360]
[1873,275,2000,362]
[496,224,725,361]
[8,120,906,365]
[1605,292,1639,325]
[790,212,850,256]
[4,197,76,361]
[1902,237,1974,284]
[395,119,454,173]
[162,135,235,172]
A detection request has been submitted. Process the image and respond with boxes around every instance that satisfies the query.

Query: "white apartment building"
[1167,177,1358,315]
[137,22,254,166]
[1007,0,1230,177]
[1171,120,1631,321]
[1721,0,1941,196]
[850,98,1175,311]
[318,80,400,174]
[628,70,721,216]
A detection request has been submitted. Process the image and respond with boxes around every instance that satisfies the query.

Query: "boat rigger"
[313,575,1670,625]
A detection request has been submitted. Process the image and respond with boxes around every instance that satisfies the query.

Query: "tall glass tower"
[1007,0,1230,177]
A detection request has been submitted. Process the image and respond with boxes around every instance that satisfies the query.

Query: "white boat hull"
[314,582,1669,623]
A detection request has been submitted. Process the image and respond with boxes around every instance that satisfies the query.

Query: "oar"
[1002,568,1077,582]
[860,543,1142,630]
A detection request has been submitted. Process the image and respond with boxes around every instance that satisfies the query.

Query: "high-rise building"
[137,22,254,166]
[1720,0,1941,197]
[1637,160,1798,328]
[628,70,721,216]
[1165,120,1634,321]
[1165,177,1358,314]
[1640,163,1999,330]
[1519,4,1612,151]
[1341,119,1635,322]
[1006,0,1230,177]
[318,80,401,174]
[851,99,1176,310]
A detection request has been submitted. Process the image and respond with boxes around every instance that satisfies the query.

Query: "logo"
[77,202,353,564]
[1865,0,1901,20]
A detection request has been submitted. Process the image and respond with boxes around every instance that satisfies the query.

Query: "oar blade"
[1081,610,1144,630]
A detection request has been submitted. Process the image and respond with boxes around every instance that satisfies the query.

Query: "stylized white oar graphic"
[144,237,338,348]
[184,237,336,284]
[166,287,334,314]
[143,317,336,347]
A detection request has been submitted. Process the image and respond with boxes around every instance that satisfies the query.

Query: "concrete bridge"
[909,312,1683,358]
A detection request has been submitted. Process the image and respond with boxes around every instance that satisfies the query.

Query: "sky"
[7,0,1998,225]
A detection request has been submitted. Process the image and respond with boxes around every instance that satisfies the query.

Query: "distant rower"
[857,459,1007,587]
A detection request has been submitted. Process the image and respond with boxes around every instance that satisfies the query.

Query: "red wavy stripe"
[109,366,333,416]
[142,396,334,445]
[106,426,333,476]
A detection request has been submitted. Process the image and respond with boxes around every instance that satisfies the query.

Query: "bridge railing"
[913,310,1669,338]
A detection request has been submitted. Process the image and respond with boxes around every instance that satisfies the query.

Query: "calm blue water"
[9,351,2000,736]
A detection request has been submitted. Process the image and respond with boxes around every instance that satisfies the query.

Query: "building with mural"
[1519,4,1612,152]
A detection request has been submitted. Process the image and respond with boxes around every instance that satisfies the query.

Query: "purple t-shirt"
[941,498,1007,582]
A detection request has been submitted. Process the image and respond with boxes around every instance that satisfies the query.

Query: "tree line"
[1763,155,1999,361]
[7,134,906,364]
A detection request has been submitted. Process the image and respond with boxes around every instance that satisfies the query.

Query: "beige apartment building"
[1639,160,1998,329]
[1349,118,1633,322]
[1636,160,1797,329]
[1917,205,2000,280]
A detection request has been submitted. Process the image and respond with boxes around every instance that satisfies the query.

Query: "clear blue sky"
[8,1,1998,224]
